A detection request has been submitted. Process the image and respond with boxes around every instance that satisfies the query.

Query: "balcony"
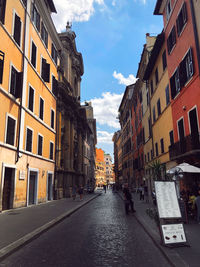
[169,133,200,160]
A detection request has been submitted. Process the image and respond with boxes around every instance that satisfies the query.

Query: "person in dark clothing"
[123,183,136,214]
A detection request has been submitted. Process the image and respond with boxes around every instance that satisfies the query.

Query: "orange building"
[0,0,61,211]
[95,148,105,186]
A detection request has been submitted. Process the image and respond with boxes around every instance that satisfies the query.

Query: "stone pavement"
[0,192,100,261]
[118,190,200,267]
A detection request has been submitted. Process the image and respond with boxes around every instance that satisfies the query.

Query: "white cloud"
[97,131,114,144]
[52,0,105,32]
[113,71,137,86]
[89,91,123,129]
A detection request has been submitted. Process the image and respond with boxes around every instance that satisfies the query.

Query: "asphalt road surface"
[0,190,171,267]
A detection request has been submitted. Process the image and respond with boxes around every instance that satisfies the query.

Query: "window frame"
[50,108,55,129]
[165,84,170,106]
[9,63,23,98]
[39,96,44,121]
[28,85,35,112]
[12,9,22,47]
[176,2,187,37]
[5,113,17,146]
[41,21,48,48]
[37,133,43,156]
[167,26,176,54]
[25,126,33,152]
[31,2,40,32]
[49,141,54,160]
[30,39,37,68]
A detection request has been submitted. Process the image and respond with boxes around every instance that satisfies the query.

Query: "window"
[31,41,37,68]
[160,138,164,153]
[180,48,194,86]
[39,97,44,120]
[147,152,150,162]
[0,50,5,84]
[37,134,43,156]
[162,50,167,71]
[165,85,170,105]
[169,130,174,145]
[167,26,176,54]
[0,0,6,24]
[49,142,54,160]
[145,154,147,163]
[52,75,58,96]
[6,116,16,146]
[155,142,158,156]
[10,66,23,98]
[155,68,159,85]
[157,99,161,116]
[13,13,22,46]
[31,3,40,31]
[28,86,34,112]
[41,58,50,82]
[166,0,171,21]
[41,22,48,48]
[178,118,185,141]
[148,117,152,137]
[26,128,33,152]
[51,109,55,129]
[170,67,180,99]
[151,149,153,160]
[51,43,57,64]
[150,80,153,95]
[153,106,156,123]
[176,2,187,36]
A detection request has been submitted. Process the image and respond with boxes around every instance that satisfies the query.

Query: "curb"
[0,193,100,262]
[117,192,189,267]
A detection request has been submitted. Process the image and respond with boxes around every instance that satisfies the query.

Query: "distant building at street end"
[95,148,105,186]
[104,153,114,184]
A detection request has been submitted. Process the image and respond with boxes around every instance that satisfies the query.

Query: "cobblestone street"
[1,190,171,267]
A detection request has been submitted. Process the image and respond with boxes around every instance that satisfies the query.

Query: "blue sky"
[52,0,163,159]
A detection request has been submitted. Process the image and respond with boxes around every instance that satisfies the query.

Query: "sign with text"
[161,224,186,244]
[155,181,181,219]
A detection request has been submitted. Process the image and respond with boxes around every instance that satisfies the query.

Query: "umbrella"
[167,162,200,174]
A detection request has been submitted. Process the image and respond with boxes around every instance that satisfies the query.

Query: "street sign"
[161,224,186,245]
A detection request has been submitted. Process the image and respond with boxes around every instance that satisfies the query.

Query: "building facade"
[0,0,59,211]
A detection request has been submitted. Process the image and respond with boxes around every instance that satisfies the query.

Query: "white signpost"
[155,181,181,218]
[154,181,188,247]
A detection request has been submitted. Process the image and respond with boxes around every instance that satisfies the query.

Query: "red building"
[154,0,200,168]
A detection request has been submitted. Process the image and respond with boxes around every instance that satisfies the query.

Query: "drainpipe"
[16,3,27,163]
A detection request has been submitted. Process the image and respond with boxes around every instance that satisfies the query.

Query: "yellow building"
[143,32,175,185]
[0,0,61,211]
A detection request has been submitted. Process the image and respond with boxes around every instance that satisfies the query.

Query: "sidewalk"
[118,190,200,267]
[0,192,100,261]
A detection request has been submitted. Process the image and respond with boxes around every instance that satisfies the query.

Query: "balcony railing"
[169,133,200,159]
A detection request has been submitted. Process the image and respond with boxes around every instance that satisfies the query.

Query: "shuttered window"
[162,50,167,71]
[38,135,43,156]
[176,2,187,36]
[49,142,54,160]
[6,116,16,146]
[13,13,21,46]
[165,85,170,105]
[31,41,37,68]
[153,106,156,123]
[31,3,40,32]
[0,50,5,84]
[39,97,44,120]
[167,26,176,54]
[160,138,164,153]
[51,43,57,64]
[170,67,180,99]
[157,99,161,116]
[41,22,48,48]
[52,75,58,96]
[10,66,23,98]
[28,86,34,112]
[0,0,6,24]
[155,143,158,156]
[51,109,55,129]
[41,58,50,82]
[26,128,33,152]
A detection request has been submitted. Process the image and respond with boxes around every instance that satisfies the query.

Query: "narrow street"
[1,190,171,267]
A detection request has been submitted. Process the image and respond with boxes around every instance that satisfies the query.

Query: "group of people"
[181,188,200,224]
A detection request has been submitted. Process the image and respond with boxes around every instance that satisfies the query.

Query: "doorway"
[47,173,53,201]
[28,171,37,205]
[2,167,15,210]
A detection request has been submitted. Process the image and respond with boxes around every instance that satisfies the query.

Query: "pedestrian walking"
[103,184,107,193]
[195,189,200,224]
[144,184,149,203]
[139,184,144,201]
[123,183,136,215]
[72,185,77,200]
[78,185,84,201]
